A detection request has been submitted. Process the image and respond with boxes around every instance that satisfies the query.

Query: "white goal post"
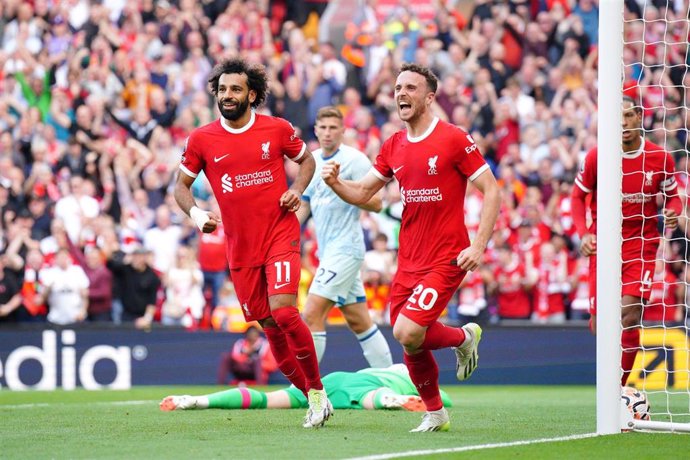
[597,0,624,436]
[598,0,690,434]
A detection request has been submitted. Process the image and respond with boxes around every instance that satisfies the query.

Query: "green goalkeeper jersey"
[286,364,453,409]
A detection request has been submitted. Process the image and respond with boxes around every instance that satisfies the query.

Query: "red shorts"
[389,266,466,327]
[588,254,654,315]
[230,251,301,322]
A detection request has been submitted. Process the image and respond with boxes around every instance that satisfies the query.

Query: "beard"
[218,96,250,121]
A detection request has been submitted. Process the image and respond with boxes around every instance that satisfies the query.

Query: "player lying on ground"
[160,364,451,412]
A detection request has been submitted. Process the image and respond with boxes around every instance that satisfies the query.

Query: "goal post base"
[628,419,690,433]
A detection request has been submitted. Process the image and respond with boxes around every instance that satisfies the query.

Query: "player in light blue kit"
[297,106,393,368]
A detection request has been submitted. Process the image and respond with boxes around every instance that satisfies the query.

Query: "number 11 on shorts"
[274,261,291,284]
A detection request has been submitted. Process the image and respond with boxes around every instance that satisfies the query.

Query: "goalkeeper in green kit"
[160,364,452,412]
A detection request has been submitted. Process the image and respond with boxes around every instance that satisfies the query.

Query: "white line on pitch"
[345,432,600,460]
[1,400,154,409]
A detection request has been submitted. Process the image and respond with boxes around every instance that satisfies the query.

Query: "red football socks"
[421,321,466,350]
[621,327,640,386]
[262,325,307,395]
[272,306,323,391]
[404,350,443,411]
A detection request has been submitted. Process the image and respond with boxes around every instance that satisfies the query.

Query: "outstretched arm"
[321,163,386,207]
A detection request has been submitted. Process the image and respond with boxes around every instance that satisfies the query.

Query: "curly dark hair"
[398,63,438,94]
[207,58,268,109]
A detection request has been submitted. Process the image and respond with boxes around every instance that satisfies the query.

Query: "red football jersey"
[180,113,306,268]
[574,139,679,258]
[495,260,531,319]
[372,118,489,271]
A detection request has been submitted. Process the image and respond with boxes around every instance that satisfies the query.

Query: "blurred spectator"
[275,74,310,138]
[306,42,347,128]
[217,326,277,385]
[532,241,569,324]
[569,256,591,321]
[0,255,23,323]
[143,204,183,274]
[106,245,161,329]
[197,202,228,311]
[161,246,205,326]
[54,176,99,243]
[363,233,396,285]
[488,244,536,320]
[41,248,90,325]
[67,238,113,322]
[456,268,490,325]
[572,0,598,45]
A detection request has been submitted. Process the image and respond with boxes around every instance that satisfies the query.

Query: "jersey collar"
[407,117,439,143]
[220,110,256,134]
[622,137,645,159]
[320,146,340,160]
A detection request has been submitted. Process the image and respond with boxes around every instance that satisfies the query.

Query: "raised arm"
[321,162,386,207]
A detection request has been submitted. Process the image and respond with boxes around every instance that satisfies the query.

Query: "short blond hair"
[315,106,343,121]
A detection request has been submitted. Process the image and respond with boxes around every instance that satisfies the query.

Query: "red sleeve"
[456,130,489,181]
[661,152,682,215]
[570,181,589,238]
[179,132,204,178]
[278,118,307,161]
[574,148,597,194]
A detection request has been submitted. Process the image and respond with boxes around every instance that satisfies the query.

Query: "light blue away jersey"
[303,144,372,259]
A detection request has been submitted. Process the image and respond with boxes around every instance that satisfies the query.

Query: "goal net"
[599,0,690,433]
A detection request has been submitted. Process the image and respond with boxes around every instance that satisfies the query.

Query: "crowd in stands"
[0,0,688,329]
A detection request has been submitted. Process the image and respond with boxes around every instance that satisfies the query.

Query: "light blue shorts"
[309,252,367,307]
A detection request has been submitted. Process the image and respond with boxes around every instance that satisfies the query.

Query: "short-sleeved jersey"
[303,144,371,259]
[574,139,678,253]
[372,118,489,272]
[180,112,306,268]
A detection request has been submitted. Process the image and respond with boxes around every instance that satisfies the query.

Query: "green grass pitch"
[1,386,687,459]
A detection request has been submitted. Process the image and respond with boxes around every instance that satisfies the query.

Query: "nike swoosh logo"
[393,166,404,174]
[274,282,291,289]
[405,305,421,311]
[214,154,230,163]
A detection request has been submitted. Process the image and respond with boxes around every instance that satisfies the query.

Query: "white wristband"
[189,206,210,231]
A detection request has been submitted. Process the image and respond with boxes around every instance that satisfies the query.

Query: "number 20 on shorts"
[407,284,439,310]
